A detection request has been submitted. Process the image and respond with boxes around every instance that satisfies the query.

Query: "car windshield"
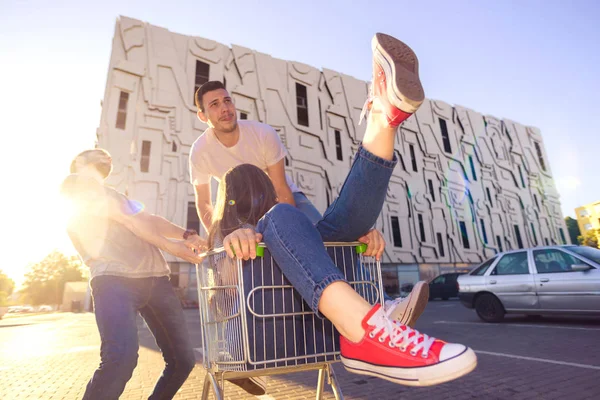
[565,246,600,264]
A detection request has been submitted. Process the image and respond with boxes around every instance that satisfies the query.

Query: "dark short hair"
[195,80,226,111]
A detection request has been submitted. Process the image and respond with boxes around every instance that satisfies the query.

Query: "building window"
[584,223,593,231]
[486,187,493,207]
[533,193,540,209]
[140,140,151,173]
[469,155,477,181]
[223,76,227,89]
[559,228,566,244]
[296,82,309,126]
[459,221,470,249]
[116,91,129,130]
[240,112,248,120]
[436,233,445,257]
[194,60,210,103]
[518,165,526,188]
[496,235,503,253]
[186,202,201,232]
[544,237,549,246]
[409,144,418,172]
[534,141,546,171]
[439,118,452,153]
[391,216,402,247]
[579,209,589,217]
[418,214,426,242]
[318,98,323,130]
[334,130,343,161]
[480,218,488,244]
[514,225,524,249]
[428,179,436,202]
[531,223,538,246]
[172,142,177,152]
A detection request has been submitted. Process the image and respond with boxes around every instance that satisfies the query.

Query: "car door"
[485,251,539,311]
[532,248,600,312]
[430,275,445,298]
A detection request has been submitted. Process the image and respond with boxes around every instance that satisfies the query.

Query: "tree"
[564,217,581,245]
[21,251,88,306]
[0,270,15,307]
[578,229,599,249]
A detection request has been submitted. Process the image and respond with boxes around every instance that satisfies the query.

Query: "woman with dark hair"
[207,34,477,387]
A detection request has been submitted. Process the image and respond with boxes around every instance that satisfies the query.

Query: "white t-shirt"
[189,120,300,192]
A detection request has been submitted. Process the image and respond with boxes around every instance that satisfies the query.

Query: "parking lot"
[1,299,599,399]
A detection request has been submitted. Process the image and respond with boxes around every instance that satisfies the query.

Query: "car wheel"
[475,293,505,322]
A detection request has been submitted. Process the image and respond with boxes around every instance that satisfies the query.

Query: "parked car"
[458,245,600,322]
[429,272,465,300]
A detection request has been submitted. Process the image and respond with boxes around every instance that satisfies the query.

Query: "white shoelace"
[369,313,435,357]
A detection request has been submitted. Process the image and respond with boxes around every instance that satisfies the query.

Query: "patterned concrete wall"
[96,16,570,265]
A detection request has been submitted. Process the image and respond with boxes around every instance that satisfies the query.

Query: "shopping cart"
[195,242,384,399]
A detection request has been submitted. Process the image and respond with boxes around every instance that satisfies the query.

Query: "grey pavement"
[1,300,599,399]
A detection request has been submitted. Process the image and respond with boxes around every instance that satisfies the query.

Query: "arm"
[266,159,295,206]
[194,183,213,232]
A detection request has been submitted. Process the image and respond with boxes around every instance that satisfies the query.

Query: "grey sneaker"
[385,280,429,327]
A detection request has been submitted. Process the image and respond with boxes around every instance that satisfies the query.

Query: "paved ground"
[1,300,599,399]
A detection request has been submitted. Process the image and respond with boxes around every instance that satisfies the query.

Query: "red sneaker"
[340,304,477,387]
[361,33,425,127]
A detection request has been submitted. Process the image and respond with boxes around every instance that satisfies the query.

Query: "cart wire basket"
[195,242,384,399]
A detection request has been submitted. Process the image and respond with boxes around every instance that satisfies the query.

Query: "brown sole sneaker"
[388,281,429,327]
[372,33,424,114]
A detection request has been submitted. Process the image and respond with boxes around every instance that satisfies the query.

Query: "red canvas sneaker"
[361,33,425,127]
[340,304,477,387]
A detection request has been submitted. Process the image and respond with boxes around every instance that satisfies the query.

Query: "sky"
[1,0,599,286]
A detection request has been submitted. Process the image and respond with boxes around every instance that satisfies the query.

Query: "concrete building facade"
[96,16,570,299]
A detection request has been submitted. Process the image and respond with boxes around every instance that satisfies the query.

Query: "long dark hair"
[208,164,278,248]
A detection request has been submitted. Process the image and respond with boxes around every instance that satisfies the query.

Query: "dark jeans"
[83,275,196,400]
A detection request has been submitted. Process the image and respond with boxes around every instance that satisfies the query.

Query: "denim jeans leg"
[83,276,143,400]
[142,277,196,400]
[293,192,323,225]
[256,204,347,316]
[316,145,397,242]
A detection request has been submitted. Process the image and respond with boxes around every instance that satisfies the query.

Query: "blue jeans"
[257,145,396,315]
[84,275,196,400]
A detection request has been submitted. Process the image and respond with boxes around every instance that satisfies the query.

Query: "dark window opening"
[428,179,436,202]
[391,216,402,247]
[409,144,418,172]
[459,221,470,249]
[486,187,493,207]
[533,193,540,209]
[496,235,503,253]
[544,237,549,246]
[194,60,210,103]
[116,91,129,130]
[480,218,488,244]
[531,223,538,246]
[284,157,290,166]
[514,225,524,249]
[469,155,477,181]
[186,202,201,232]
[172,142,177,152]
[334,130,343,161]
[140,140,151,173]
[240,112,248,120]
[518,165,526,188]
[223,76,227,89]
[318,98,323,130]
[418,214,426,242]
[534,141,546,171]
[436,232,445,257]
[296,82,309,126]
[559,228,566,244]
[439,118,452,153]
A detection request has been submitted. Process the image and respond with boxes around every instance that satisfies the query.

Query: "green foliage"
[564,217,581,245]
[577,229,599,249]
[21,251,88,306]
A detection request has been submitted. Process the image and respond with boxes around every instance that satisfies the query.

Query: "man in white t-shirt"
[190,81,322,232]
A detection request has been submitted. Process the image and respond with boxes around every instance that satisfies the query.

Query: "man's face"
[198,88,237,133]
[81,150,113,179]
